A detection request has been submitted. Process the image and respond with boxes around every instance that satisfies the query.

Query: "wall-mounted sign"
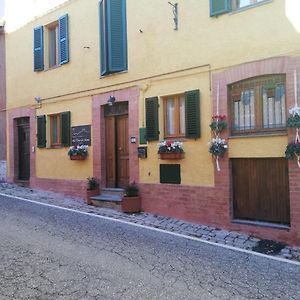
[71,125,91,146]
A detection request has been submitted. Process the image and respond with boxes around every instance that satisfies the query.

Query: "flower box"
[68,145,88,160]
[159,152,184,160]
[70,155,86,160]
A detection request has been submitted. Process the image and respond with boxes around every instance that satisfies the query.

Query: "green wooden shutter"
[59,14,69,65]
[37,115,46,148]
[210,0,231,17]
[60,111,71,147]
[185,90,200,139]
[145,97,159,141]
[139,127,147,145]
[99,0,108,75]
[107,0,127,73]
[33,26,44,71]
[99,0,127,76]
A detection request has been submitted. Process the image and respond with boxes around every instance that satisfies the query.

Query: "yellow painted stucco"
[139,71,215,186]
[36,97,92,179]
[5,0,300,183]
[228,135,288,158]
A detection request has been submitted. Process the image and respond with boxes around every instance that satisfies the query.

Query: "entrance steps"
[90,188,124,210]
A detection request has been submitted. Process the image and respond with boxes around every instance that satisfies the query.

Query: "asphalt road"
[0,195,299,300]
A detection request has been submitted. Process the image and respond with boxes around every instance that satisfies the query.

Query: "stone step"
[90,194,122,202]
[90,193,122,210]
[101,188,125,196]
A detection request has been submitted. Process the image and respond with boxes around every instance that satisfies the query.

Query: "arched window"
[229,74,286,135]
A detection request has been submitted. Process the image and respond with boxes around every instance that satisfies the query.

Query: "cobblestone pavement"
[0,183,299,263]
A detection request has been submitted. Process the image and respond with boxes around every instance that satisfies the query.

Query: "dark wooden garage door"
[232,158,290,225]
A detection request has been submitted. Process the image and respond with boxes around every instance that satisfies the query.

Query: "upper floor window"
[232,0,265,9]
[34,14,69,72]
[210,0,271,17]
[99,0,127,76]
[47,22,59,68]
[229,75,286,135]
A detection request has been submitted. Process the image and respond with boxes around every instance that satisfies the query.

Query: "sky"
[2,0,68,32]
[0,0,4,18]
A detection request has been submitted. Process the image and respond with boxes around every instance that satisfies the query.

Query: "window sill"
[229,131,287,139]
[44,65,60,72]
[232,219,290,231]
[48,145,63,149]
[100,70,128,79]
[229,0,272,15]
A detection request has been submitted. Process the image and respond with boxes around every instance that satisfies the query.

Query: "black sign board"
[71,125,91,146]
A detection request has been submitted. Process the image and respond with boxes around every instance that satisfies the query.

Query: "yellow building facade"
[5,0,300,245]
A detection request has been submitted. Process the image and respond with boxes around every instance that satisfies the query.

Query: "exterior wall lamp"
[107,96,116,106]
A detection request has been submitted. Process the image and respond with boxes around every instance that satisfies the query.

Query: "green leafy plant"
[124,182,139,197]
[285,142,300,160]
[157,140,184,153]
[287,114,300,128]
[209,137,228,157]
[87,177,99,191]
[209,115,227,133]
[68,145,88,157]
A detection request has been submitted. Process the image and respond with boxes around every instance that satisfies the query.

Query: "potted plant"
[209,137,228,172]
[209,115,227,134]
[209,137,228,157]
[287,113,300,128]
[85,177,100,205]
[285,142,300,166]
[121,182,141,213]
[68,145,88,160]
[157,140,184,159]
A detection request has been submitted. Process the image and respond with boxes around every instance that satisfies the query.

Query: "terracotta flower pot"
[121,196,141,213]
[70,155,86,160]
[85,187,100,205]
[159,152,184,160]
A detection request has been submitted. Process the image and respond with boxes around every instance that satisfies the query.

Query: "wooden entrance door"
[232,158,290,225]
[17,118,30,181]
[105,114,129,188]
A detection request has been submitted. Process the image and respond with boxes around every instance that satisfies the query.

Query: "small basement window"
[160,164,181,184]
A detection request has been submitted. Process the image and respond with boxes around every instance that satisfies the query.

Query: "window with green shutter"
[49,111,71,147]
[99,0,128,76]
[145,97,159,141]
[37,115,46,148]
[33,14,69,72]
[210,0,231,17]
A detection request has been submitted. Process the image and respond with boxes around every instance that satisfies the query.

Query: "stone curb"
[0,183,299,262]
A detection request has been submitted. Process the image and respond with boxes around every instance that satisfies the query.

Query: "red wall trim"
[92,87,140,187]
[7,108,36,185]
